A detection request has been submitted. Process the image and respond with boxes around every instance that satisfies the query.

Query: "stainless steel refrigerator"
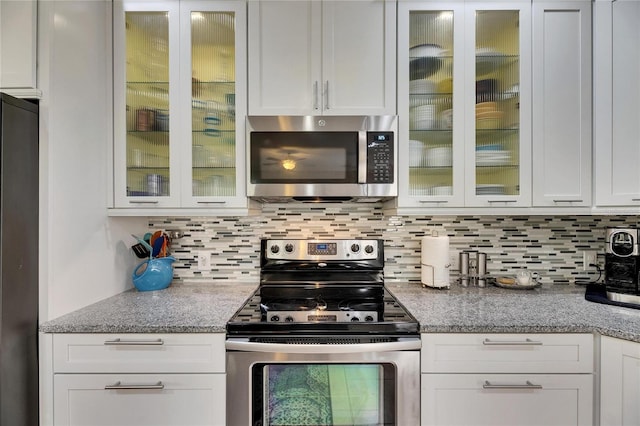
[0,93,39,426]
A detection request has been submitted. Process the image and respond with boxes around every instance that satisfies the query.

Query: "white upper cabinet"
[532,0,592,207]
[112,0,248,214]
[0,0,38,95]
[248,0,396,115]
[594,0,640,208]
[397,0,531,209]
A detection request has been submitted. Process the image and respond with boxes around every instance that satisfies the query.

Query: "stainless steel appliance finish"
[247,115,397,202]
[605,227,640,301]
[226,342,420,426]
[606,290,640,305]
[606,227,640,257]
[226,239,420,425]
[0,93,39,426]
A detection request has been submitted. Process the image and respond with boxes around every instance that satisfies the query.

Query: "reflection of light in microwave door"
[281,158,296,170]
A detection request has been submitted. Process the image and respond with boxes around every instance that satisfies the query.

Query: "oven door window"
[250,132,359,183]
[253,363,394,425]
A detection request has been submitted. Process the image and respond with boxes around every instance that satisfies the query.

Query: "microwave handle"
[226,338,421,354]
[313,81,319,110]
[358,131,368,183]
[324,80,329,110]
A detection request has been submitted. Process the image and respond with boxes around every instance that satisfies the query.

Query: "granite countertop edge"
[39,281,640,344]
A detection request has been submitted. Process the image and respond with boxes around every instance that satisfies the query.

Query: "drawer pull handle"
[103,338,164,346]
[128,200,159,204]
[105,381,164,390]
[482,338,542,346]
[483,380,543,390]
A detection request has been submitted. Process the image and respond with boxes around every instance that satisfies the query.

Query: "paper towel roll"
[421,234,450,288]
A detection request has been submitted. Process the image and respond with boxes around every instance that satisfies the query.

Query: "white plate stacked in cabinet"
[421,334,593,426]
[50,334,226,426]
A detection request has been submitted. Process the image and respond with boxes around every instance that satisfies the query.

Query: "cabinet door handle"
[128,200,159,204]
[419,200,448,204]
[196,201,227,205]
[631,198,640,202]
[483,380,542,390]
[482,338,542,346]
[324,81,329,110]
[105,381,165,390]
[487,200,517,204]
[553,199,583,203]
[313,81,319,110]
[104,338,164,346]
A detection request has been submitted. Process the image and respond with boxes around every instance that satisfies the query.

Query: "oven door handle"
[225,338,421,353]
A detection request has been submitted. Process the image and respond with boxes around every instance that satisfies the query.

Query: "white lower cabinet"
[421,333,594,426]
[600,336,640,426]
[54,374,224,426]
[50,333,226,426]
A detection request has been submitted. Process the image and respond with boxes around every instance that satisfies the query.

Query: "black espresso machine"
[605,228,640,304]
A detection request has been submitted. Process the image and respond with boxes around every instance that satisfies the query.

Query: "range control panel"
[264,239,380,260]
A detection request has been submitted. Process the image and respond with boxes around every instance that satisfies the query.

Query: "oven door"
[226,338,420,426]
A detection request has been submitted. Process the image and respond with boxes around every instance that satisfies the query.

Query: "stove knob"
[271,315,280,322]
[285,316,294,322]
[350,317,360,322]
[364,245,374,254]
[270,245,280,254]
[365,315,374,322]
[350,243,361,253]
[284,244,294,253]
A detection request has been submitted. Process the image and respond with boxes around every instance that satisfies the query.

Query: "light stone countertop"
[39,281,258,334]
[40,281,640,343]
[388,282,640,343]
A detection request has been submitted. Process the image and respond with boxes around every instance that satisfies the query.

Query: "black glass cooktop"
[226,286,419,336]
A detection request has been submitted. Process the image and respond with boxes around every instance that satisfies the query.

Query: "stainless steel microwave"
[247,115,398,202]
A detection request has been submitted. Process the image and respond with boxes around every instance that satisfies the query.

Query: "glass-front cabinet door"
[467,2,531,207]
[180,1,246,208]
[397,0,531,209]
[115,2,180,208]
[113,0,246,211]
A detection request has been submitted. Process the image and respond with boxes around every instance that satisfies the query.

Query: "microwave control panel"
[367,132,394,183]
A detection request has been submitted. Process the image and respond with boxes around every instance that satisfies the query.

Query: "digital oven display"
[308,242,337,255]
[308,315,337,322]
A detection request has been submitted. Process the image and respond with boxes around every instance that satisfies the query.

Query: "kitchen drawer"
[54,373,225,426]
[421,333,593,373]
[421,373,593,426]
[53,333,225,373]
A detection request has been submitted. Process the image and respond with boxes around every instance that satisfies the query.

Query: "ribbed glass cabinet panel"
[191,11,236,198]
[408,11,454,197]
[474,10,520,197]
[125,12,170,197]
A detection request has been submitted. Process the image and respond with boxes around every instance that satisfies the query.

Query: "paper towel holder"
[421,230,451,289]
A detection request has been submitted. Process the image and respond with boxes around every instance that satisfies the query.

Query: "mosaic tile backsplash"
[148,205,639,286]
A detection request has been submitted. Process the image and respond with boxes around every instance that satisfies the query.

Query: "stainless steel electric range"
[226,239,420,426]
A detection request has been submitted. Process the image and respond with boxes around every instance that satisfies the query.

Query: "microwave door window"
[251,132,359,183]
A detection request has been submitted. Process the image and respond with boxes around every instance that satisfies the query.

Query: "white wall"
[38,0,146,321]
